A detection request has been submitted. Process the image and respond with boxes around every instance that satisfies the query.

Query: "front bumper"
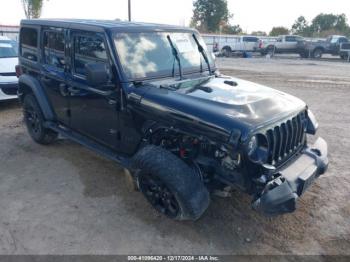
[0,82,18,100]
[252,137,329,216]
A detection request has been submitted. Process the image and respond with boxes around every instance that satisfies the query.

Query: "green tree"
[269,26,289,36]
[221,24,242,34]
[21,0,47,19]
[291,16,312,36]
[311,13,348,34]
[190,0,232,33]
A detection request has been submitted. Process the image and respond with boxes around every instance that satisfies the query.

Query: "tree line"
[191,0,350,37]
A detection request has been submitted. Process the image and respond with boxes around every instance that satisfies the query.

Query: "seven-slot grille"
[266,111,307,166]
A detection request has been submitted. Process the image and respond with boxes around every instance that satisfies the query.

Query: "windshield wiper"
[192,34,212,75]
[166,35,183,80]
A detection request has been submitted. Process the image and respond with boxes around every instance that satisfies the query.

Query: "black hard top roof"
[20,19,196,33]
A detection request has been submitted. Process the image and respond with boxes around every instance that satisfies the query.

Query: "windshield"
[0,41,18,58]
[113,32,214,80]
[330,37,339,44]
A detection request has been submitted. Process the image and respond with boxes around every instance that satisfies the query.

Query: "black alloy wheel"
[139,173,180,219]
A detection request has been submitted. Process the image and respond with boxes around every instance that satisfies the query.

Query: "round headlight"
[247,135,258,156]
[247,134,269,164]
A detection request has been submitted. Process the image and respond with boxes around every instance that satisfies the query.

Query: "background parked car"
[219,35,259,56]
[297,35,349,59]
[256,35,304,56]
[0,36,18,101]
[201,34,221,53]
[202,34,259,56]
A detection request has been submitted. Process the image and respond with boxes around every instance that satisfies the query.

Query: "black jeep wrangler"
[17,19,328,220]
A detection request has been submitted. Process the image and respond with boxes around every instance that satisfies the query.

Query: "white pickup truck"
[218,35,259,56]
[255,35,304,56]
[201,34,260,56]
[216,35,259,56]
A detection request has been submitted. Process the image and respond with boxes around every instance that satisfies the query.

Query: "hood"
[0,57,18,73]
[134,76,306,139]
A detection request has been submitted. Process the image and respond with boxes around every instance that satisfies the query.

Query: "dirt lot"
[0,57,349,255]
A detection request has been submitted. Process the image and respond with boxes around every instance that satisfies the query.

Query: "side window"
[243,37,258,42]
[20,27,38,61]
[285,36,296,42]
[339,38,348,44]
[43,30,65,70]
[73,34,109,77]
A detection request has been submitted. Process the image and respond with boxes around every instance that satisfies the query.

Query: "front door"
[40,28,69,125]
[67,30,119,149]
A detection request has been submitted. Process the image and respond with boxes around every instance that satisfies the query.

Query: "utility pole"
[128,0,131,21]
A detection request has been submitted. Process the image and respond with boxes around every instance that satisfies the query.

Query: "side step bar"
[45,121,130,168]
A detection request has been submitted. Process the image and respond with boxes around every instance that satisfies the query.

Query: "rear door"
[40,27,70,125]
[67,30,120,149]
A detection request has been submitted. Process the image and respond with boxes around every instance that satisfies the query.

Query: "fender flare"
[18,74,56,121]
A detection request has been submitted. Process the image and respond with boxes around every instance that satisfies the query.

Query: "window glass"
[285,36,296,42]
[21,27,37,47]
[74,34,108,76]
[43,31,65,69]
[20,27,38,61]
[243,37,258,42]
[114,32,214,80]
[0,41,18,58]
[339,38,348,43]
[330,37,340,44]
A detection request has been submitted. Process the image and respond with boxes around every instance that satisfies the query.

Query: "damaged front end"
[252,137,328,216]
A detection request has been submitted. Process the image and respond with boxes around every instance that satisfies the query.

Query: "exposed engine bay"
[149,128,245,192]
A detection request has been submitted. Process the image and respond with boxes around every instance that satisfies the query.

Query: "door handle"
[59,83,69,97]
[67,86,80,94]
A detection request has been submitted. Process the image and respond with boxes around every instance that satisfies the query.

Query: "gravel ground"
[0,57,349,255]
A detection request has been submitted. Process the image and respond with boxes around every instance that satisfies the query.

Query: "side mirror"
[85,63,109,87]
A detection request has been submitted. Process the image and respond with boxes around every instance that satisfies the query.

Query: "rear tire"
[267,45,275,57]
[312,48,323,59]
[23,94,58,145]
[299,52,309,58]
[340,54,349,60]
[132,145,210,221]
[221,46,232,57]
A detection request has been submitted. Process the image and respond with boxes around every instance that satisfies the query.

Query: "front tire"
[23,94,58,145]
[132,145,210,221]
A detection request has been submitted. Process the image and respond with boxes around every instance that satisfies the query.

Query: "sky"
[0,0,350,33]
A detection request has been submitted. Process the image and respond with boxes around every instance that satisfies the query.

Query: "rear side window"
[43,30,65,70]
[243,37,258,42]
[73,34,108,76]
[285,36,297,42]
[20,27,38,61]
[339,37,348,43]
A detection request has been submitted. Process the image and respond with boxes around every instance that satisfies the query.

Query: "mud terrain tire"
[23,94,58,145]
[132,145,210,221]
